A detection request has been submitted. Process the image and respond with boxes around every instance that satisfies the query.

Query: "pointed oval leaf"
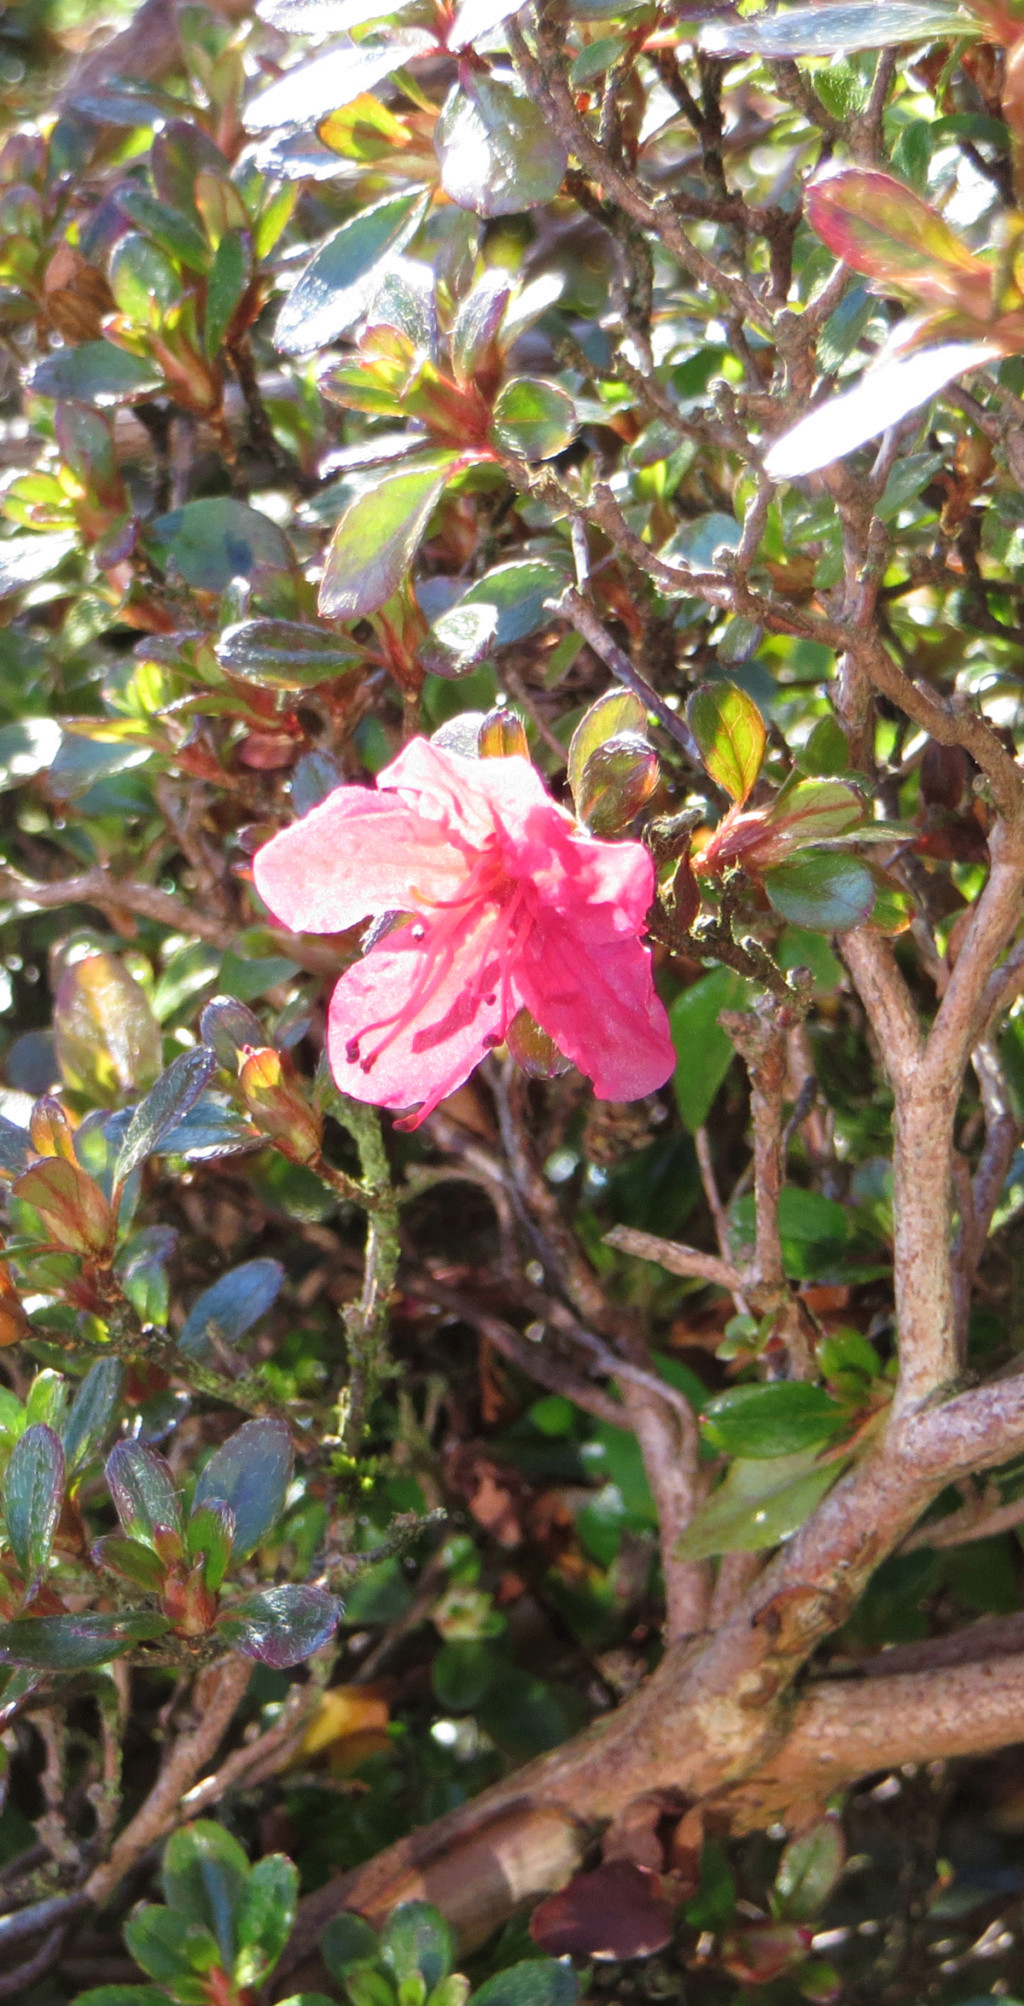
[192,1417,293,1558]
[180,1258,285,1358]
[275,188,430,355]
[435,74,568,216]
[700,2,968,57]
[775,1817,846,1921]
[3,1424,64,1577]
[319,455,460,619]
[491,377,577,460]
[450,270,513,385]
[702,1382,847,1458]
[674,1451,847,1562]
[234,1855,300,1988]
[806,167,987,292]
[150,499,294,592]
[29,342,163,407]
[200,995,268,1068]
[218,1583,341,1666]
[321,1914,380,1977]
[247,31,435,130]
[764,340,1001,480]
[0,1610,168,1668]
[14,1156,113,1256]
[106,1440,183,1543]
[161,1820,250,1968]
[688,681,766,805]
[54,950,161,1099]
[762,852,875,931]
[568,689,647,813]
[381,1904,455,1989]
[62,1358,123,1474]
[113,1046,218,1188]
[216,619,365,689]
[762,777,866,849]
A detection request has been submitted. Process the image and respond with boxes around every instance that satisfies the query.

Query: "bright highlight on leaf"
[764,340,1001,480]
[687,681,766,804]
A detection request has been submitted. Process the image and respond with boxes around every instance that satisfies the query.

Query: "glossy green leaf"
[150,499,294,592]
[0,1610,169,1668]
[774,1817,846,1920]
[670,967,749,1131]
[419,601,498,678]
[185,1499,235,1591]
[450,270,513,386]
[275,189,430,355]
[454,558,569,644]
[106,1440,182,1543]
[797,716,849,776]
[381,1904,454,1990]
[216,618,365,688]
[123,1905,221,1988]
[161,1821,250,1968]
[688,681,766,805]
[234,1854,299,1988]
[490,377,577,460]
[435,73,568,216]
[108,233,182,323]
[113,1046,218,1188]
[62,1358,123,1474]
[205,228,249,358]
[248,31,435,130]
[92,1534,167,1591]
[192,1417,293,1558]
[321,1913,381,1978]
[217,1582,341,1665]
[568,689,647,813]
[471,1962,580,2006]
[762,851,875,931]
[761,777,866,849]
[674,1451,848,1562]
[3,1424,64,1577]
[575,734,659,834]
[117,186,211,272]
[701,1382,848,1458]
[29,343,163,406]
[319,455,460,619]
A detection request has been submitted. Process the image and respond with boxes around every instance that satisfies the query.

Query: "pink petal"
[515,913,675,1102]
[252,785,470,934]
[379,737,555,847]
[326,906,506,1116]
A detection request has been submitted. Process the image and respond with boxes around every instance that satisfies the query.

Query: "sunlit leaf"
[319,454,461,618]
[688,680,766,804]
[699,2,968,59]
[247,31,436,130]
[435,73,568,215]
[275,188,429,354]
[764,340,1001,480]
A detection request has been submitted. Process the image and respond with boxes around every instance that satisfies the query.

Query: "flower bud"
[478,705,528,758]
[238,1047,322,1162]
[13,1157,114,1258]
[30,1096,79,1163]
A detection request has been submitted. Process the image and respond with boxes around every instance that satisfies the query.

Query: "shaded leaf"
[161,1821,250,1968]
[62,1358,123,1474]
[192,1417,293,1558]
[491,378,577,460]
[3,1424,64,1577]
[670,967,749,1131]
[0,1610,168,1668]
[471,1962,580,2006]
[529,1863,675,1960]
[701,1383,848,1458]
[105,1441,182,1542]
[762,852,875,931]
[775,1817,846,1920]
[320,1914,380,1978]
[381,1903,454,1989]
[319,455,460,619]
[150,499,294,592]
[180,1258,285,1358]
[275,189,430,355]
[113,1046,218,1188]
[205,228,249,359]
[234,1854,299,1988]
[218,1583,341,1665]
[674,1451,847,1562]
[53,951,161,1100]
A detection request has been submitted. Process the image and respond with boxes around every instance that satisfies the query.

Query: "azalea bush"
[11,0,1024,1998]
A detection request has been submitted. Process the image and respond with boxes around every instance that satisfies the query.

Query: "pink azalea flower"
[252,737,675,1126]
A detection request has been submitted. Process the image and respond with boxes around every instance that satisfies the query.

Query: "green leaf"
[109,233,183,323]
[568,689,647,813]
[450,270,513,385]
[701,1383,848,1459]
[117,186,211,272]
[150,499,294,592]
[92,1535,167,1591]
[435,73,568,216]
[321,1913,381,1979]
[205,228,249,358]
[54,950,162,1101]
[69,1991,168,2006]
[674,1451,848,1562]
[216,618,365,689]
[381,1904,455,1991]
[199,994,267,1067]
[3,1424,64,1578]
[113,1047,218,1188]
[420,601,498,678]
[180,1258,284,1358]
[0,1610,169,1668]
[319,455,460,620]
[490,378,577,460]
[217,1583,340,1666]
[575,735,659,834]
[161,1821,250,1969]
[0,541,77,600]
[762,851,875,931]
[670,967,749,1131]
[796,716,849,777]
[62,1358,123,1474]
[123,1906,221,1988]
[192,1417,292,1558]
[105,1441,183,1543]
[688,681,766,805]
[233,1854,298,1988]
[700,2,967,58]
[471,1962,580,2006]
[185,1500,235,1591]
[29,343,163,406]
[762,778,865,848]
[454,558,569,644]
[774,1816,846,1920]
[275,189,430,355]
